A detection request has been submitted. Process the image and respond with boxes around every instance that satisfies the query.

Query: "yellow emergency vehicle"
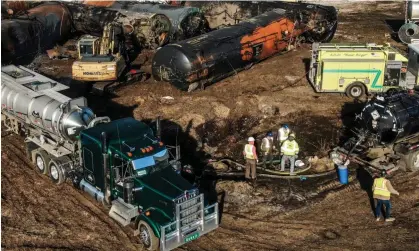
[309,43,419,98]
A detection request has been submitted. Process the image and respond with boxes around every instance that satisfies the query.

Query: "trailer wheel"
[138,220,160,251]
[346,83,365,99]
[34,150,50,175]
[405,150,419,172]
[48,159,65,185]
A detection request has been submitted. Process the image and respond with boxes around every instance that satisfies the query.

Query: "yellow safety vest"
[281,140,299,155]
[373,178,391,198]
[244,144,256,159]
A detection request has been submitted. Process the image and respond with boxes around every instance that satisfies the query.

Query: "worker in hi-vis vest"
[278,124,290,146]
[280,133,299,175]
[243,137,258,181]
[261,131,274,169]
[373,170,399,222]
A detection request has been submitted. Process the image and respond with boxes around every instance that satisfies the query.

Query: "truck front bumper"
[160,202,219,251]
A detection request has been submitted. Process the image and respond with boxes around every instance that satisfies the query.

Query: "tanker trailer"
[65,3,172,49]
[1,2,72,64]
[1,65,219,251]
[81,1,210,42]
[152,6,337,91]
[332,90,419,172]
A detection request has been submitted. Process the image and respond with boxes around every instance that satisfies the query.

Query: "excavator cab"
[77,36,101,59]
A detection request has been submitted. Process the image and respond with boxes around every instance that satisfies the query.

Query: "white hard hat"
[248,137,255,142]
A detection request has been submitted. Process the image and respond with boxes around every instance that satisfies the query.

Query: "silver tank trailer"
[1,65,95,142]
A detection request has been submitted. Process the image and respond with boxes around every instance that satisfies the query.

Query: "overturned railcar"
[65,3,172,49]
[1,2,72,64]
[332,90,419,172]
[152,4,338,91]
[360,90,419,144]
[82,1,209,42]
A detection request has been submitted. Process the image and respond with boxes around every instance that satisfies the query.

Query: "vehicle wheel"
[405,150,419,172]
[346,83,365,99]
[48,159,65,185]
[138,220,160,251]
[34,150,50,175]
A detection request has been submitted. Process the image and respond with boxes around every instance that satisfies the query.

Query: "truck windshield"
[148,158,170,174]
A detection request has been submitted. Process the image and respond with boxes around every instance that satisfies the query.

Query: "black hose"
[210,158,337,179]
[216,170,336,179]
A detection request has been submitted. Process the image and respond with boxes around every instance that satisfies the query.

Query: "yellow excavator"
[72,23,144,93]
[72,23,127,81]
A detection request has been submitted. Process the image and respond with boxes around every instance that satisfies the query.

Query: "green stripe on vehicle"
[323,69,382,89]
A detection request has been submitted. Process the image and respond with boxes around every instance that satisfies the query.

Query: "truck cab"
[79,118,218,250]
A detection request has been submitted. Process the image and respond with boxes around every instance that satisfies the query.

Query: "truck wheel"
[138,220,160,251]
[346,83,365,99]
[34,150,50,175]
[405,150,419,171]
[48,159,65,185]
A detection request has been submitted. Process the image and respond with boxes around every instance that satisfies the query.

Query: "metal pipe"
[156,116,161,139]
[101,132,110,204]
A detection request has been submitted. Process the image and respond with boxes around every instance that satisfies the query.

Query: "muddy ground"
[2,1,419,251]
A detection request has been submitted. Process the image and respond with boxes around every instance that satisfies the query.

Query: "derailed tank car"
[1,2,72,64]
[83,1,210,42]
[65,3,172,49]
[152,4,338,91]
[332,90,419,172]
[360,90,419,144]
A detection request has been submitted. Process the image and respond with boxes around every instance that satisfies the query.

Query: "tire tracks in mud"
[1,135,141,251]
